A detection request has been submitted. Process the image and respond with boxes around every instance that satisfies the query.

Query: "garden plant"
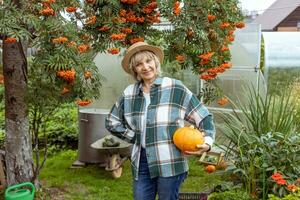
[216,85,300,199]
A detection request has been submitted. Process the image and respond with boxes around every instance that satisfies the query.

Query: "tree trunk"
[3,40,34,185]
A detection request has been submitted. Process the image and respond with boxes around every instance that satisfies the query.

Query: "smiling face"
[134,56,157,83]
[129,50,161,83]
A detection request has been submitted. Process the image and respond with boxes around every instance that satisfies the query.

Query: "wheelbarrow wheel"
[110,154,123,178]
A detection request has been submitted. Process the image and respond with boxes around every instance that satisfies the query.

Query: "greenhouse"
[89,24,267,120]
[263,32,300,91]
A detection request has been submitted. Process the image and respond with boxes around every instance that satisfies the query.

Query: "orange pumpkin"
[173,125,204,152]
[204,165,216,173]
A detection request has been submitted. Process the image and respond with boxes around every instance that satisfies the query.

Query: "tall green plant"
[227,85,297,136]
[216,85,299,199]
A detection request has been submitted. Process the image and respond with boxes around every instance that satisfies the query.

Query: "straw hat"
[121,42,164,74]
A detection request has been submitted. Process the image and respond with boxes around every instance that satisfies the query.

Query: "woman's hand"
[184,143,210,155]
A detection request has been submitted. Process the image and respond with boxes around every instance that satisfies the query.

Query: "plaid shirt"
[105,77,215,180]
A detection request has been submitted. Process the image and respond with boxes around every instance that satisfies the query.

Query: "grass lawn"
[35,150,226,200]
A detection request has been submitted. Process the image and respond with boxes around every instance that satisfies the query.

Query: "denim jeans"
[133,148,187,200]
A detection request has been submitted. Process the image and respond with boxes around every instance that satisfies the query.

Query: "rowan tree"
[0,0,243,185]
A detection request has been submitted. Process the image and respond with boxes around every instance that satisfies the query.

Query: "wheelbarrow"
[91,135,132,178]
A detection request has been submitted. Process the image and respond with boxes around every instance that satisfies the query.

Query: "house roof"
[251,0,300,30]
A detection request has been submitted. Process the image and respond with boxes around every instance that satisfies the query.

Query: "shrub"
[217,85,299,199]
[42,103,78,153]
[268,189,300,200]
[208,190,252,200]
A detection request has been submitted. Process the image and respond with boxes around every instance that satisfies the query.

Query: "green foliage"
[268,190,300,200]
[160,0,243,70]
[268,68,300,96]
[43,104,78,153]
[217,85,300,199]
[27,51,102,174]
[0,99,78,155]
[227,85,296,136]
[267,68,300,130]
[199,81,222,104]
[1,0,103,102]
[0,1,32,41]
[27,58,102,108]
[268,69,300,130]
[208,190,252,200]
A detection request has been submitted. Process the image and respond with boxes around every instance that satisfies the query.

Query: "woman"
[105,42,215,200]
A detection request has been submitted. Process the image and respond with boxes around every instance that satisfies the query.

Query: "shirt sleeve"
[184,94,215,146]
[105,94,135,143]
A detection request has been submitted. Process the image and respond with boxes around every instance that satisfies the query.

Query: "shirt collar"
[137,76,163,94]
[153,76,163,86]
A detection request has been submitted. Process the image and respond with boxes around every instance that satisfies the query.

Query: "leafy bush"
[41,103,78,153]
[230,132,300,197]
[208,190,252,200]
[0,77,78,152]
[0,87,78,152]
[217,85,299,199]
[268,190,300,200]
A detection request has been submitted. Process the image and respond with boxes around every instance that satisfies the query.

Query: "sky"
[239,0,277,13]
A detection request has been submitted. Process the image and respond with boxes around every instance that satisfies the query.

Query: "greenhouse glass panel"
[208,69,266,109]
[92,53,135,109]
[263,32,300,68]
[88,24,266,116]
[262,32,300,92]
[208,24,266,109]
[230,23,261,69]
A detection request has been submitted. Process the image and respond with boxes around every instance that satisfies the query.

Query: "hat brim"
[121,43,164,74]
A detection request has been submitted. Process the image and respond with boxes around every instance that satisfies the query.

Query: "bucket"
[78,108,110,163]
[5,182,35,200]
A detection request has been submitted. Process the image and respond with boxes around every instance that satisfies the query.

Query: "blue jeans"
[133,148,187,200]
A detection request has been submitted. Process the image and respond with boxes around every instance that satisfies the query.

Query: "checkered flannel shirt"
[105,77,215,180]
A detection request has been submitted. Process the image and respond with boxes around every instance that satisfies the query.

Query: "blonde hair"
[129,50,162,81]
